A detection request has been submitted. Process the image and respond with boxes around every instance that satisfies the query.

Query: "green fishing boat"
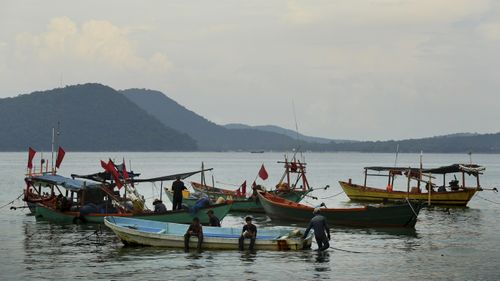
[34,202,233,224]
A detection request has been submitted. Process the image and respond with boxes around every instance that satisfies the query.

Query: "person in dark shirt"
[302,208,331,251]
[172,176,187,210]
[206,209,221,227]
[239,216,257,251]
[153,199,167,213]
[184,217,203,252]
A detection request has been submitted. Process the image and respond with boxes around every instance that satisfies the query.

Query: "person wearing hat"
[184,217,203,252]
[206,209,221,227]
[153,199,167,213]
[302,207,331,251]
[239,216,257,251]
[171,176,187,210]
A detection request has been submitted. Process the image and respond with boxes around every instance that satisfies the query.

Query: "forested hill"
[315,133,500,153]
[0,84,196,151]
[121,88,301,151]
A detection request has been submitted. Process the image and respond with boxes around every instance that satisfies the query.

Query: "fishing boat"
[257,191,421,227]
[339,164,485,206]
[104,216,313,250]
[183,157,315,212]
[29,173,232,224]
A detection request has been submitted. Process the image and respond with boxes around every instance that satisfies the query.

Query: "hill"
[320,133,500,153]
[121,89,302,151]
[224,123,353,144]
[0,84,196,151]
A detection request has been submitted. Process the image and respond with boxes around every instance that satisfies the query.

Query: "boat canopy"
[365,164,485,175]
[132,169,213,183]
[30,174,101,191]
[71,171,141,182]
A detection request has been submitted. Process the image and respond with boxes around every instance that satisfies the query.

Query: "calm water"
[1,152,499,280]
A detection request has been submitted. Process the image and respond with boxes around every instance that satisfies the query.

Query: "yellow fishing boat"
[339,164,485,206]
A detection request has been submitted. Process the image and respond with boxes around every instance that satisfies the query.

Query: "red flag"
[290,161,298,172]
[101,160,123,189]
[258,164,268,180]
[122,161,129,182]
[55,146,65,168]
[241,180,247,195]
[27,147,36,169]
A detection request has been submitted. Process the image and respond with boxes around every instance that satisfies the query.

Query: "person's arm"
[302,222,313,239]
[253,225,257,238]
[241,225,247,236]
[324,219,331,240]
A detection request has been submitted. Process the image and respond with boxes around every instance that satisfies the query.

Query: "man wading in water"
[302,208,331,251]
[172,176,187,210]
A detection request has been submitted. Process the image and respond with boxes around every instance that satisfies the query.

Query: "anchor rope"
[476,194,500,206]
[61,228,102,246]
[405,198,419,217]
[0,193,23,209]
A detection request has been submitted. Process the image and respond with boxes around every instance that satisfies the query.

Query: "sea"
[0,152,499,281]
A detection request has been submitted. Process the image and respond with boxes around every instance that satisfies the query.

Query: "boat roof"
[131,168,213,183]
[365,164,485,175]
[30,174,101,191]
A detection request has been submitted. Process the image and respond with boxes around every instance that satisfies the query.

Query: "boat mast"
[51,127,55,174]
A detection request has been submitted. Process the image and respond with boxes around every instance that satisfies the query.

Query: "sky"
[1,0,500,141]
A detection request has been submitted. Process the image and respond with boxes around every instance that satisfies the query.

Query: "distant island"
[1,83,499,153]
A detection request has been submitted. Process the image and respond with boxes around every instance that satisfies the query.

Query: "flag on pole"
[101,159,123,189]
[258,164,268,180]
[241,180,247,195]
[122,160,130,182]
[55,146,65,168]
[27,147,36,169]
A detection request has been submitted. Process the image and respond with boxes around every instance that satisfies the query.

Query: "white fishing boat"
[104,216,313,251]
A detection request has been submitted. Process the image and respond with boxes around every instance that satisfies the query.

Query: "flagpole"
[51,127,55,174]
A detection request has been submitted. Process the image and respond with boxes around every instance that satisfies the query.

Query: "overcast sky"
[1,0,499,141]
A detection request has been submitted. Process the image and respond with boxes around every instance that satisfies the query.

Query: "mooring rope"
[318,190,344,200]
[0,193,23,209]
[61,227,103,246]
[405,198,419,217]
[476,194,500,206]
[330,246,370,254]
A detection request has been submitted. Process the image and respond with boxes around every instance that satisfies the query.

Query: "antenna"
[394,144,399,167]
[292,100,302,159]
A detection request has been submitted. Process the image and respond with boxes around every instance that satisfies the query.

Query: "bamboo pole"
[428,172,432,206]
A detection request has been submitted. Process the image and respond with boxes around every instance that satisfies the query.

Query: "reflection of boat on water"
[339,164,485,206]
[257,191,421,228]
[104,216,313,250]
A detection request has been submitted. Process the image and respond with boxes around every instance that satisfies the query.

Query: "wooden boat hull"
[339,181,478,206]
[257,191,420,227]
[34,202,233,224]
[104,216,313,251]
[186,183,309,212]
[166,190,307,213]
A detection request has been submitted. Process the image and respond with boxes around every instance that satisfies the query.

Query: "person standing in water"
[302,208,331,251]
[172,176,187,210]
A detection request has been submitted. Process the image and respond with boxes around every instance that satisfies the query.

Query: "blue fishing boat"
[104,216,313,251]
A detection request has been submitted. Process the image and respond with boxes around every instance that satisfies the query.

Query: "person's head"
[192,217,200,225]
[176,176,181,181]
[206,209,214,217]
[153,199,162,205]
[313,207,321,215]
[245,216,253,224]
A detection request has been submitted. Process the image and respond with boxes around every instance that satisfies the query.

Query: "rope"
[61,227,102,246]
[318,190,344,200]
[405,198,419,217]
[476,194,500,206]
[330,246,370,254]
[0,193,23,209]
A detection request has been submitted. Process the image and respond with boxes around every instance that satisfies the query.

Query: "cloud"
[15,17,171,72]
[477,22,500,41]
[284,0,491,26]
